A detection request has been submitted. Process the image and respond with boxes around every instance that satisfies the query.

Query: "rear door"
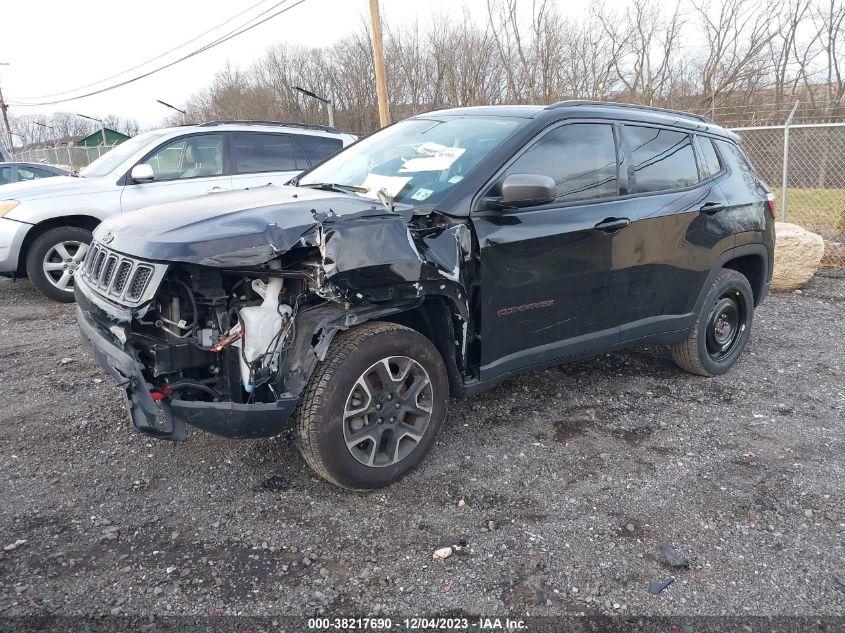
[472,121,630,380]
[229,132,310,190]
[614,125,733,340]
[120,133,231,212]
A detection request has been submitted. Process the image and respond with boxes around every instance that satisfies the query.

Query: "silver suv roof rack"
[198,120,341,134]
[546,100,714,124]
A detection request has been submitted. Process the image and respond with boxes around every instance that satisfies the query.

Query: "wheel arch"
[693,244,770,315]
[379,295,467,397]
[16,214,101,276]
[722,252,767,306]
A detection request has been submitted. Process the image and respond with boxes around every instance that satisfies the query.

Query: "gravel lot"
[0,272,843,619]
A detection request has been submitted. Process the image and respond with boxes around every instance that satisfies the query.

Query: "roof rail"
[546,100,714,124]
[198,120,341,133]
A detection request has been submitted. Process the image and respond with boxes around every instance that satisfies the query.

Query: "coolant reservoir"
[236,278,293,392]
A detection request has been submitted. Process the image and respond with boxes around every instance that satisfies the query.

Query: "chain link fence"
[730,122,845,266]
[11,143,118,172]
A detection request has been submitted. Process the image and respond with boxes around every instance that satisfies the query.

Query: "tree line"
[3,112,140,150]
[178,0,845,134]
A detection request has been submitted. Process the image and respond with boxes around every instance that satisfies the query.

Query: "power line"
[9,0,309,107]
[17,0,284,101]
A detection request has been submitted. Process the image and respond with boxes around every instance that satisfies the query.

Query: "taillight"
[765,193,776,219]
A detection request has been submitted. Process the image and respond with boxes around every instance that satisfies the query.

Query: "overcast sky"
[0,0,620,130]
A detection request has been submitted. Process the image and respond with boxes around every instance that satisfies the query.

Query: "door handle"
[699,201,725,215]
[207,186,225,193]
[594,217,631,233]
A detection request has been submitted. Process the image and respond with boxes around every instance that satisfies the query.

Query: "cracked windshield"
[299,116,522,204]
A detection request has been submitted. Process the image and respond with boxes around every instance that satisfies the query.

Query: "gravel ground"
[0,272,843,619]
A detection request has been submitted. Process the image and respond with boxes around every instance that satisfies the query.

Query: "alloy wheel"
[343,356,433,468]
[42,240,88,293]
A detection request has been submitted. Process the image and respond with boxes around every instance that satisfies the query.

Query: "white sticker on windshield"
[360,173,412,199]
[448,175,464,183]
[400,146,466,173]
[410,188,434,201]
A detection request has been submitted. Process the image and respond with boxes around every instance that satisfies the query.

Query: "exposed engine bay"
[74,185,473,440]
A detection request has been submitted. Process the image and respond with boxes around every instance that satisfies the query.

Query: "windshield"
[80,131,167,178]
[299,116,524,205]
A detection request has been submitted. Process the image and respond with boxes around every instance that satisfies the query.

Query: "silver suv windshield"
[80,131,167,178]
[298,116,523,205]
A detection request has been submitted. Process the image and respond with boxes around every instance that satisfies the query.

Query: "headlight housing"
[0,200,20,217]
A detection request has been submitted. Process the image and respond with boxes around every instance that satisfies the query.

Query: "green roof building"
[77,128,130,147]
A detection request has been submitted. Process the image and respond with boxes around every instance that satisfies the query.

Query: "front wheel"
[25,226,92,302]
[671,268,755,377]
[294,321,448,489]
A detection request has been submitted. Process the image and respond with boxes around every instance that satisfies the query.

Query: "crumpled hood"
[0,175,108,201]
[95,184,397,266]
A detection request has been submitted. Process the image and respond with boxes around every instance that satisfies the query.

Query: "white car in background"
[0,121,355,301]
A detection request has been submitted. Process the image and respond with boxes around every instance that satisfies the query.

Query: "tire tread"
[293,321,416,489]
[671,268,746,377]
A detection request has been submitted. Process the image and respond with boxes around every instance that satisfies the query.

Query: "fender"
[692,243,771,317]
[277,285,469,400]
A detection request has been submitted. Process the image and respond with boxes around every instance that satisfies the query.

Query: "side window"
[697,136,722,179]
[143,134,225,181]
[232,133,308,174]
[625,126,698,193]
[715,139,758,178]
[0,166,12,185]
[504,123,618,204]
[18,166,51,181]
[297,135,343,165]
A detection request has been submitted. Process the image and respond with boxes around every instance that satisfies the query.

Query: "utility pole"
[367,0,390,127]
[0,63,14,153]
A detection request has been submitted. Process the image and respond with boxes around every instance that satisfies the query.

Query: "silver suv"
[0,121,355,301]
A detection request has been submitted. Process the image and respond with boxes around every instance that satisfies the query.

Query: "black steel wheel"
[671,268,755,376]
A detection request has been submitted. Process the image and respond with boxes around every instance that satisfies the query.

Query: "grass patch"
[772,187,845,238]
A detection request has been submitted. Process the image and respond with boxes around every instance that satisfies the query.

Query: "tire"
[671,268,755,377]
[294,321,448,490]
[25,226,93,303]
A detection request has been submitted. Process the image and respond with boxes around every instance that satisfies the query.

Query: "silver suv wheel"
[42,241,88,293]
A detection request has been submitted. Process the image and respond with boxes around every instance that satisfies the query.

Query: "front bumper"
[74,284,298,440]
[0,217,31,274]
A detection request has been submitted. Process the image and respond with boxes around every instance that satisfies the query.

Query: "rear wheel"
[25,226,92,302]
[294,321,448,489]
[671,268,754,376]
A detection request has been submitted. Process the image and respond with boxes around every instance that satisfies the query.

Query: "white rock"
[3,539,26,551]
[433,546,453,560]
[772,223,824,291]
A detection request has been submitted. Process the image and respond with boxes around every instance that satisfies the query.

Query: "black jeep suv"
[75,101,775,489]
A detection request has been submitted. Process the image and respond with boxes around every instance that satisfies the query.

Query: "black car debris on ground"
[73,101,776,489]
[0,271,843,617]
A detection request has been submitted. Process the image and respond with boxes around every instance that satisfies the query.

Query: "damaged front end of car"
[74,186,472,441]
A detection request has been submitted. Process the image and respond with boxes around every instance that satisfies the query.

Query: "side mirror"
[491,173,557,209]
[130,164,154,183]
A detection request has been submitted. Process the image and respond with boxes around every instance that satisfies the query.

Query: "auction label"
[307,617,527,631]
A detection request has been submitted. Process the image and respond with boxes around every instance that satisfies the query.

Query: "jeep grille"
[80,243,166,306]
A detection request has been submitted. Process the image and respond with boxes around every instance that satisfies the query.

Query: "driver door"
[120,133,232,212]
[471,121,630,381]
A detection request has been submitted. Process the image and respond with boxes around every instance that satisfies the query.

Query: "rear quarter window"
[297,135,343,165]
[697,136,723,178]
